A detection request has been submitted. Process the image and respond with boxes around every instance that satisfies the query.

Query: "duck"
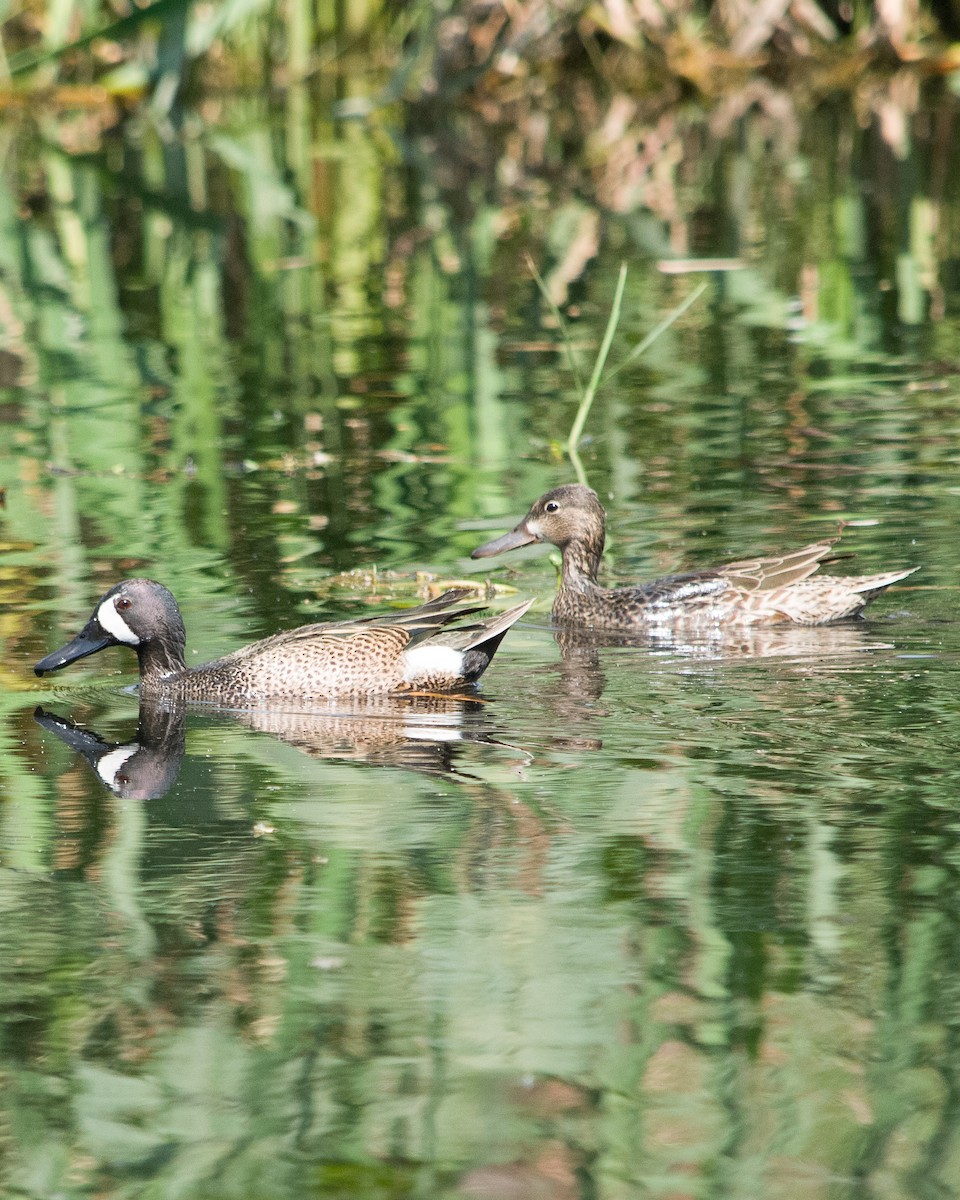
[34,579,533,702]
[471,484,917,629]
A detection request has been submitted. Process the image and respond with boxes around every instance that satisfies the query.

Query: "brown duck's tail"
[844,565,919,601]
[772,565,918,624]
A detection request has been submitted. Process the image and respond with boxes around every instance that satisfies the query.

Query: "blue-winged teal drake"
[471,484,917,629]
[34,580,533,702]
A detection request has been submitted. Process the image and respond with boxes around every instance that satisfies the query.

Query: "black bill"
[34,619,111,676]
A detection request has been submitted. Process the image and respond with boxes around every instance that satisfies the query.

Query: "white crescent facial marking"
[526,519,542,537]
[97,745,138,788]
[402,645,464,684]
[97,597,140,645]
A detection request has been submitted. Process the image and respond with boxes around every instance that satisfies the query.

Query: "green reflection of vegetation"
[11,653,960,1196]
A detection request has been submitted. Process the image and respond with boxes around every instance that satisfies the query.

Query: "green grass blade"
[566,261,627,460]
[601,280,708,388]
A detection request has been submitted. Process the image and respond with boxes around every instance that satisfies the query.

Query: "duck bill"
[34,620,112,676]
[471,522,540,559]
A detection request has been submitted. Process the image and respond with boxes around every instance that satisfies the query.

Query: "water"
[5,85,960,1198]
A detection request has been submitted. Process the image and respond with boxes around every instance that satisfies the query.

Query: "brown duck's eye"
[545,501,560,513]
[116,597,132,611]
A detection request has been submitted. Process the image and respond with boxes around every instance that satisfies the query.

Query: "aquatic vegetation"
[4,0,955,97]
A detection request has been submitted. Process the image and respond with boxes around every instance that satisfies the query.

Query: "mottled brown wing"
[219,590,488,659]
[718,541,839,593]
[303,589,489,645]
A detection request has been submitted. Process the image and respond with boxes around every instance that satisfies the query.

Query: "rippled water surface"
[5,86,960,1199]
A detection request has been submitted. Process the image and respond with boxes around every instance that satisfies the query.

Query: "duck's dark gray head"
[471,485,607,558]
[34,579,186,677]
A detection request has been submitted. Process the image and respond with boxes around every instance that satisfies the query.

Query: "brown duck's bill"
[470,524,540,559]
[35,625,112,676]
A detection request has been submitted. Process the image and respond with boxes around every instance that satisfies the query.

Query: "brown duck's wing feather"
[718,541,839,593]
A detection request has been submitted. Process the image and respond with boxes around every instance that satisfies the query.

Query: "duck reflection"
[36,701,186,800]
[548,618,901,726]
[556,618,899,663]
[35,692,495,799]
[227,695,490,775]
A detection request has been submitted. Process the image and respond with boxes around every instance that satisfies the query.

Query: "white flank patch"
[97,745,138,788]
[97,597,141,645]
[402,644,464,684]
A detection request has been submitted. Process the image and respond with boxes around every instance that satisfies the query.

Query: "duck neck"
[560,537,604,591]
[136,637,188,687]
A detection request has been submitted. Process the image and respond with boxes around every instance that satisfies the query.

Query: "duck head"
[471,484,607,558]
[35,579,187,678]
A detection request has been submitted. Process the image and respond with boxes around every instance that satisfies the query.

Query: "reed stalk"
[527,258,706,485]
[566,261,628,468]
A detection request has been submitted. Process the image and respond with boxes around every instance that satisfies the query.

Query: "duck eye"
[116,597,132,611]
[545,501,560,513]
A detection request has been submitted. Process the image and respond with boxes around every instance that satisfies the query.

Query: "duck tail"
[846,565,918,600]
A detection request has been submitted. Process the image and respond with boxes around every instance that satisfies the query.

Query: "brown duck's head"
[471,484,607,558]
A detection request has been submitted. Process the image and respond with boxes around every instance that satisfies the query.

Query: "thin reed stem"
[527,259,705,485]
[566,261,627,462]
[601,280,707,387]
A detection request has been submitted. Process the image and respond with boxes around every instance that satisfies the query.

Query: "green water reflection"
[5,84,960,1200]
[11,631,960,1198]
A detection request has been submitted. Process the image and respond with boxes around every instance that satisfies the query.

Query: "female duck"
[471,484,916,629]
[34,580,532,702]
